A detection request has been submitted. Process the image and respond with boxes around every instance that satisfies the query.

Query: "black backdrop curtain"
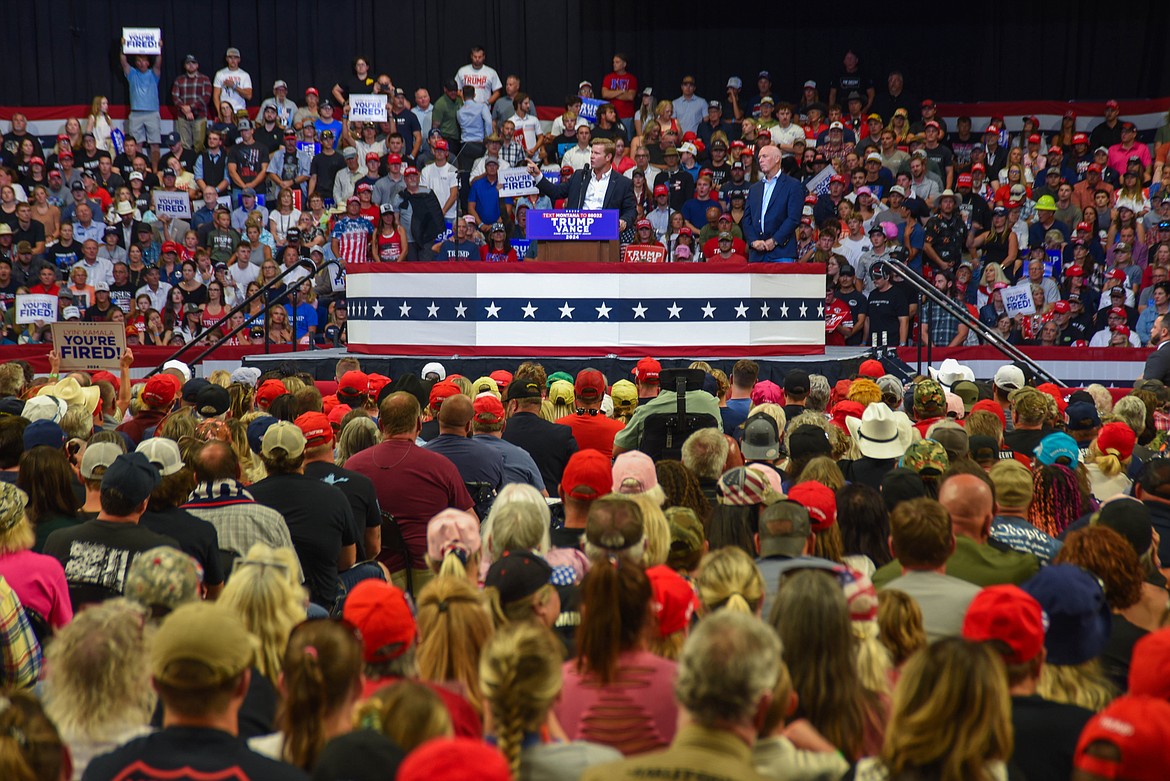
[3,1,1168,110]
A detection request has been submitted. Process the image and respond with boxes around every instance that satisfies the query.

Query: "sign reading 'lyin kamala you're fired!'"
[527,210,619,241]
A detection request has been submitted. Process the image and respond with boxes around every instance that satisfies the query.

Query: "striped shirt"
[330,216,374,264]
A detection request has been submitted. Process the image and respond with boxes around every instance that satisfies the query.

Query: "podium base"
[535,240,619,262]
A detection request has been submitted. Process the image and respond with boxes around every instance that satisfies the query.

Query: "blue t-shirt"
[681,197,719,230]
[293,303,318,341]
[127,68,161,112]
[469,178,505,225]
[437,240,479,260]
[314,119,344,148]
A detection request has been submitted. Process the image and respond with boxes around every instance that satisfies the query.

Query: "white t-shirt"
[470,155,512,181]
[454,64,502,104]
[213,67,253,113]
[227,260,260,300]
[420,162,461,219]
[770,123,805,155]
[509,113,543,155]
[836,235,872,265]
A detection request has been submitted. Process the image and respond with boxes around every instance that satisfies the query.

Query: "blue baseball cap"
[247,415,278,455]
[1033,431,1079,467]
[101,452,162,506]
[1021,564,1111,665]
[23,419,66,451]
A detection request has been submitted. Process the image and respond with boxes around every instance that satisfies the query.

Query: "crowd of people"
[0,349,1167,779]
[3,46,1170,343]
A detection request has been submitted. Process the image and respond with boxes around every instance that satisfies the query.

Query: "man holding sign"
[120,33,163,167]
[526,139,636,232]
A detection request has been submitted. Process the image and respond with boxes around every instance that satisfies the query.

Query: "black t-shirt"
[83,726,307,781]
[304,461,381,561]
[42,520,178,610]
[1102,613,1146,692]
[84,302,117,322]
[1010,695,1094,781]
[831,71,873,98]
[390,109,421,142]
[249,472,355,608]
[310,152,346,199]
[253,125,282,154]
[0,280,18,313]
[140,505,227,587]
[111,282,136,313]
[866,286,909,347]
[923,143,954,176]
[48,240,81,274]
[227,141,270,185]
[837,289,868,346]
[179,284,208,306]
[13,220,45,249]
[550,524,586,551]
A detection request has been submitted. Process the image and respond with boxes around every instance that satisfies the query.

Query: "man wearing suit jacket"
[501,376,579,491]
[1143,313,1170,382]
[527,138,638,231]
[742,145,804,262]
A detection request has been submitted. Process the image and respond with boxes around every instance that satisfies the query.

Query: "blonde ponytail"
[695,547,764,615]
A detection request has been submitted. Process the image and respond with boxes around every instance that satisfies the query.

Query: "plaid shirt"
[500,140,527,167]
[171,73,214,119]
[926,298,964,346]
[182,479,296,558]
[0,575,43,689]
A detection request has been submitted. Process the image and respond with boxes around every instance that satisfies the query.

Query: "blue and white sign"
[498,168,539,198]
[1002,283,1036,317]
[349,94,388,123]
[122,28,161,55]
[577,98,606,123]
[153,190,191,219]
[15,294,56,324]
[528,210,618,241]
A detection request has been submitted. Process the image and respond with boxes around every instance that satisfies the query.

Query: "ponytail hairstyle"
[354,680,452,753]
[484,582,559,630]
[695,546,764,615]
[575,555,651,684]
[0,692,65,781]
[415,575,494,714]
[479,623,564,779]
[278,617,364,770]
[426,509,482,583]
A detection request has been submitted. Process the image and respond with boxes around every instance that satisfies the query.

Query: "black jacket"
[501,411,578,492]
[536,167,638,228]
[401,189,446,246]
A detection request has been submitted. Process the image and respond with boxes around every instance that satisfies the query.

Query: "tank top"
[982,229,1011,266]
[376,230,403,261]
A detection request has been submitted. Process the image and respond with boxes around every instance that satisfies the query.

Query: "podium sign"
[528,210,618,241]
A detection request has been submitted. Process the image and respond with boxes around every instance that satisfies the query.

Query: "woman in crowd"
[837,483,893,575]
[266,304,294,344]
[481,223,519,262]
[1084,422,1137,499]
[556,557,678,756]
[250,618,364,771]
[481,622,622,780]
[290,279,318,344]
[268,187,301,246]
[371,204,407,262]
[85,95,114,152]
[695,546,764,615]
[18,446,80,552]
[336,416,379,466]
[200,279,229,338]
[0,483,71,634]
[1028,463,1087,537]
[259,259,286,303]
[771,570,886,761]
[30,185,60,242]
[876,590,927,673]
[854,639,1012,781]
[0,690,69,781]
[415,574,493,716]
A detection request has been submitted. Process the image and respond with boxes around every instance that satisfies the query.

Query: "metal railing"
[879,257,1065,387]
[146,258,341,377]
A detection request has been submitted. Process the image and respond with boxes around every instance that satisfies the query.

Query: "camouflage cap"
[901,439,949,476]
[664,506,704,568]
[0,483,28,532]
[913,378,946,413]
[125,546,202,612]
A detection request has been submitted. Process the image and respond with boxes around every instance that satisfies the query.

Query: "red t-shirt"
[825,298,854,346]
[602,72,638,119]
[701,236,748,258]
[362,676,481,738]
[343,439,474,571]
[555,413,625,459]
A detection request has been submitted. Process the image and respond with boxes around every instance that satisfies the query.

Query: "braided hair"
[1028,464,1083,537]
[655,459,711,522]
[479,623,564,779]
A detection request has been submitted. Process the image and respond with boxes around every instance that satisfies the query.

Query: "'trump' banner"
[345,262,826,357]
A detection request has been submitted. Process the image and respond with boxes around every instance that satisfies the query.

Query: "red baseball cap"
[970,399,1006,427]
[1073,695,1170,781]
[1052,300,1072,313]
[787,481,837,532]
[984,124,998,134]
[1076,221,1092,233]
[858,359,885,379]
[1073,132,1089,145]
[1027,133,1040,144]
[636,218,652,229]
[489,370,513,387]
[574,369,606,403]
[560,448,613,501]
[428,380,462,410]
[830,174,847,185]
[1088,163,1102,173]
[161,241,181,255]
[1105,98,1120,109]
[1129,628,1170,699]
[326,404,352,429]
[633,356,661,383]
[961,585,1045,664]
[142,375,178,408]
[364,152,381,162]
[653,184,668,196]
[433,139,449,150]
[367,373,391,398]
[342,580,417,662]
[472,394,506,425]
[957,173,973,187]
[1109,306,1127,318]
[305,87,319,96]
[646,564,700,636]
[924,120,941,130]
[1108,268,1128,280]
[338,370,369,398]
[295,411,334,447]
[387,153,402,164]
[678,226,693,237]
[1064,265,1084,278]
[971,162,986,172]
[404,166,419,176]
[1048,145,1062,156]
[255,379,287,409]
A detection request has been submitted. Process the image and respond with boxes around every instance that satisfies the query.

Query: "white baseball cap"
[994,365,1026,391]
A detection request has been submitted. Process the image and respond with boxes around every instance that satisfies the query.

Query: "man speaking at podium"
[527,139,637,231]
[743,145,804,262]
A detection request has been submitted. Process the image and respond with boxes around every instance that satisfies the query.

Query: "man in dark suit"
[1143,313,1170,382]
[742,145,804,262]
[527,139,637,231]
[501,376,579,491]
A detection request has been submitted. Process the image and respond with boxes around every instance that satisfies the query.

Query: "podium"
[537,240,619,262]
[528,209,620,263]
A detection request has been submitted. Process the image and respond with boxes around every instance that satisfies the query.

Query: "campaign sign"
[498,168,539,198]
[528,210,618,241]
[52,322,126,372]
[350,94,388,123]
[622,244,667,263]
[577,97,605,123]
[15,294,56,324]
[154,190,191,219]
[122,28,161,55]
[1002,283,1036,318]
[1044,248,1063,279]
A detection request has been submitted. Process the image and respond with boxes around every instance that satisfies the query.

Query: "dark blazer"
[536,167,638,229]
[114,220,149,249]
[741,173,804,261]
[1143,340,1170,383]
[501,411,579,491]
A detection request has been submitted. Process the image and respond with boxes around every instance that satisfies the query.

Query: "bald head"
[437,393,474,432]
[193,439,240,482]
[937,473,994,542]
